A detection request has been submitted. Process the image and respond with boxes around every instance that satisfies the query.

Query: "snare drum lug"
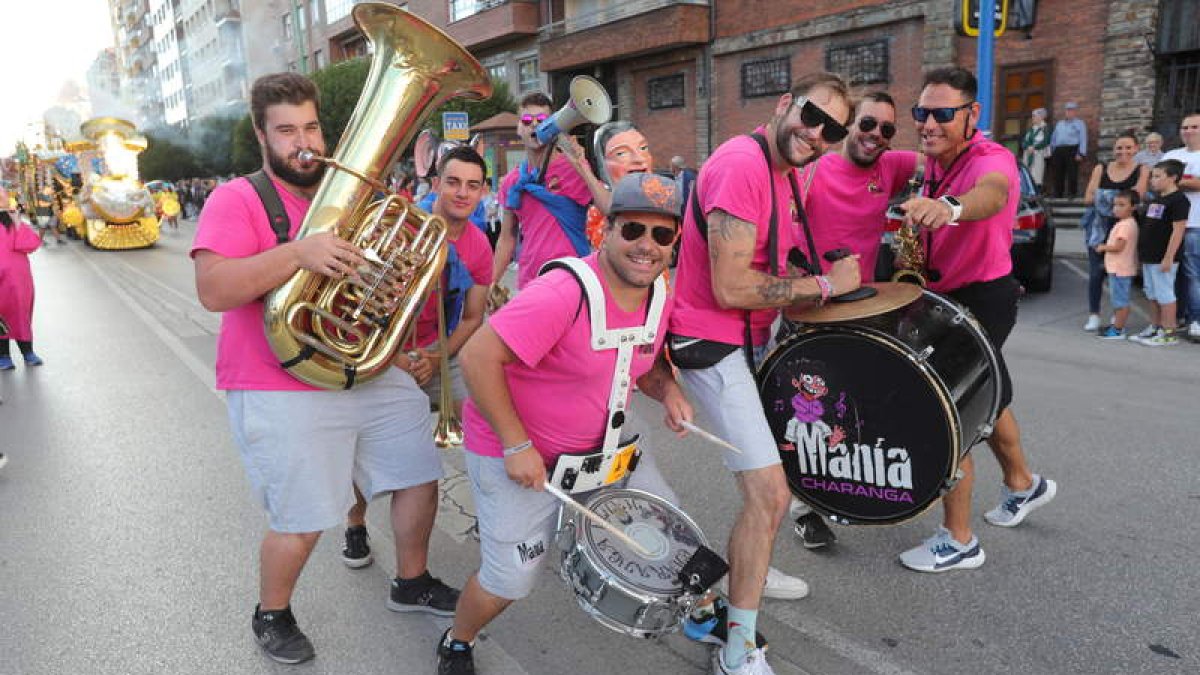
[916,345,934,362]
[979,423,994,439]
[941,468,965,494]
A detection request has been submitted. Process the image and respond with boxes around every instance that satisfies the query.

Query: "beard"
[267,146,326,188]
[775,123,819,168]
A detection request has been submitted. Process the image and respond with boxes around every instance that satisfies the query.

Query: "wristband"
[503,440,533,457]
[815,275,833,304]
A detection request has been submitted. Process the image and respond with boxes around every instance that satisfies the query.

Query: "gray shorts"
[465,445,678,601]
[421,355,467,407]
[227,368,441,533]
[676,348,780,473]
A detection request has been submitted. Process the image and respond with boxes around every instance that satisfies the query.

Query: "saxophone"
[891,154,928,286]
[264,3,492,390]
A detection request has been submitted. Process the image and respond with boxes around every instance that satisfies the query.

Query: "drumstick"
[681,420,744,455]
[543,482,652,557]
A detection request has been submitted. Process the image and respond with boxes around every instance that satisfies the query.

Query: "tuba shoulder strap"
[246,170,291,245]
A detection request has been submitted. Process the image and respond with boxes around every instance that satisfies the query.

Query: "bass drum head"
[580,489,706,597]
[759,329,960,524]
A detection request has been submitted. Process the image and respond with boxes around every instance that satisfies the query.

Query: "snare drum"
[760,288,1001,525]
[554,489,708,639]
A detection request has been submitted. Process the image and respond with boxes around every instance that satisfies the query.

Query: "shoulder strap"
[537,256,665,341]
[246,170,291,245]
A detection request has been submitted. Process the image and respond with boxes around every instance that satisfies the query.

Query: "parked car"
[876,163,1054,292]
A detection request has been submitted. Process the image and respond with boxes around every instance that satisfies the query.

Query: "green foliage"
[425,77,517,136]
[138,132,200,182]
[310,57,371,150]
[192,115,241,176]
[231,115,260,175]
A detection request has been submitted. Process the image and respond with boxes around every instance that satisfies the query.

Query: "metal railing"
[449,0,512,23]
[540,0,708,40]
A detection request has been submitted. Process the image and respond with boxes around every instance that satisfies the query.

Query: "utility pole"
[977,0,996,137]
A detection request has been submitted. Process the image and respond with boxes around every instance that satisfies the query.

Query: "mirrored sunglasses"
[520,113,550,126]
[911,102,974,124]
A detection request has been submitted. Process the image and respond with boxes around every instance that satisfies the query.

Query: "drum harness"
[539,257,667,494]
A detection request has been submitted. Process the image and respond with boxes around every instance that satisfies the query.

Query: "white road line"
[1057,258,1151,322]
[110,254,207,311]
[71,246,221,400]
[769,605,924,675]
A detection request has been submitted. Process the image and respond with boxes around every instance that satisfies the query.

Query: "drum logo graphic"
[776,367,914,504]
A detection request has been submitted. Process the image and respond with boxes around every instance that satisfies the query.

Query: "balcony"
[445,0,540,51]
[539,0,709,72]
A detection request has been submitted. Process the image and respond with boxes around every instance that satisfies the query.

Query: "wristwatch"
[938,195,963,222]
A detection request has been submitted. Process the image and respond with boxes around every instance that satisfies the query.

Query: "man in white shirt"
[1162,111,1200,340]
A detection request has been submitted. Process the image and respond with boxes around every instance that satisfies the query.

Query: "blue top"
[1051,118,1088,155]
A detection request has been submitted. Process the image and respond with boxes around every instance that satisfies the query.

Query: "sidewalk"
[1053,223,1087,261]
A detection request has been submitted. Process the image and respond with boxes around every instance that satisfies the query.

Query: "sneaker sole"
[987,480,1058,527]
[342,554,373,569]
[793,524,835,549]
[255,636,315,665]
[386,598,456,617]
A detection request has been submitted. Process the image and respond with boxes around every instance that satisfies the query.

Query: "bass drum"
[759,289,1001,525]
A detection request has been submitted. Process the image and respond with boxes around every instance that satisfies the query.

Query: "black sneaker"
[342,525,373,568]
[387,571,459,616]
[682,597,768,650]
[794,512,836,549]
[436,628,476,675]
[251,605,315,665]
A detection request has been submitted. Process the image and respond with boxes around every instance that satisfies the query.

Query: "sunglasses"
[520,113,550,126]
[794,97,849,144]
[620,220,677,247]
[858,116,897,139]
[911,102,974,124]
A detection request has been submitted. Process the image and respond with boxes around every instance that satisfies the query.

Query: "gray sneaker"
[899,527,986,573]
[984,475,1058,527]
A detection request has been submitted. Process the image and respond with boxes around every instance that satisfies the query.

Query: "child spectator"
[1095,190,1139,339]
[1131,160,1190,346]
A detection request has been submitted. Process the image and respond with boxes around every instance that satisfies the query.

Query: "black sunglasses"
[911,102,975,124]
[795,98,849,144]
[620,220,677,247]
[858,116,897,139]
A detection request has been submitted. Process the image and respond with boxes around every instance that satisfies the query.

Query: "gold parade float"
[71,117,160,249]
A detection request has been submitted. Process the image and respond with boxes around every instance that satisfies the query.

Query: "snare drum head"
[579,489,706,596]
[759,329,959,524]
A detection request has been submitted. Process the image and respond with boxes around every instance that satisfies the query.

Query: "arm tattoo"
[709,211,757,242]
[756,277,795,304]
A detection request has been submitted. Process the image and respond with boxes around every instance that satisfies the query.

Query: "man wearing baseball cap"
[437,172,695,674]
[1050,101,1088,198]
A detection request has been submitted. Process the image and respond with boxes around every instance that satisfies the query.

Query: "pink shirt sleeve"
[488,269,579,369]
[190,182,260,259]
[702,147,771,226]
[883,151,919,196]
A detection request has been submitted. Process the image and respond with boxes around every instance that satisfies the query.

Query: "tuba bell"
[264,3,492,390]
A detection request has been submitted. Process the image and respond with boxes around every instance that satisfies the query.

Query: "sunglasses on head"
[911,102,974,124]
[858,116,897,139]
[619,220,677,247]
[520,113,550,126]
[795,97,850,144]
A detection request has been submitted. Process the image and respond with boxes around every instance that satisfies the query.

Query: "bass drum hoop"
[558,489,708,638]
[759,325,963,525]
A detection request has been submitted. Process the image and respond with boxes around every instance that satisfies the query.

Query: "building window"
[741,57,790,99]
[648,73,685,110]
[314,49,326,70]
[517,56,539,93]
[488,63,507,83]
[282,12,293,40]
[825,39,889,86]
[450,0,505,22]
[325,0,360,24]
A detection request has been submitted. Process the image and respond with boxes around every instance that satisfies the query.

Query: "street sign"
[442,111,469,142]
[956,0,1008,37]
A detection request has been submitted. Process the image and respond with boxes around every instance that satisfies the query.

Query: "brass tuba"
[264,3,492,390]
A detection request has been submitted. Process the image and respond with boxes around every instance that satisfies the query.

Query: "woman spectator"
[0,187,45,370]
[1021,108,1051,190]
[1081,132,1149,331]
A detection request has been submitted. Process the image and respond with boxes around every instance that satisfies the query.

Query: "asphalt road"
[1,220,1196,675]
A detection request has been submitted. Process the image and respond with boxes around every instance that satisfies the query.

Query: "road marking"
[72,246,220,399]
[768,605,924,675]
[1057,259,1151,322]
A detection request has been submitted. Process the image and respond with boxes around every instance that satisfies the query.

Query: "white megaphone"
[534,75,612,146]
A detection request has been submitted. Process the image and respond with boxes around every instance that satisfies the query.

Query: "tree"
[139,132,200,182]
[191,115,241,177]
[425,77,517,136]
[231,115,259,175]
[310,57,371,151]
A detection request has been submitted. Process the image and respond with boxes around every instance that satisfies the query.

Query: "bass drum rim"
[758,325,963,526]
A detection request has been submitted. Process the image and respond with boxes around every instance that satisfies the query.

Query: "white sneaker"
[714,566,809,600]
[713,646,776,675]
[787,496,810,519]
[1188,321,1200,341]
[1082,314,1101,331]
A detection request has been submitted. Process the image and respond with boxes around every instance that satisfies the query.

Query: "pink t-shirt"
[462,253,671,465]
[500,154,592,289]
[924,136,1019,293]
[670,130,805,346]
[190,176,318,391]
[413,222,494,348]
[800,151,918,280]
[1104,217,1138,276]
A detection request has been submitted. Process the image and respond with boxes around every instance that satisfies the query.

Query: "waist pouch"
[667,334,740,370]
